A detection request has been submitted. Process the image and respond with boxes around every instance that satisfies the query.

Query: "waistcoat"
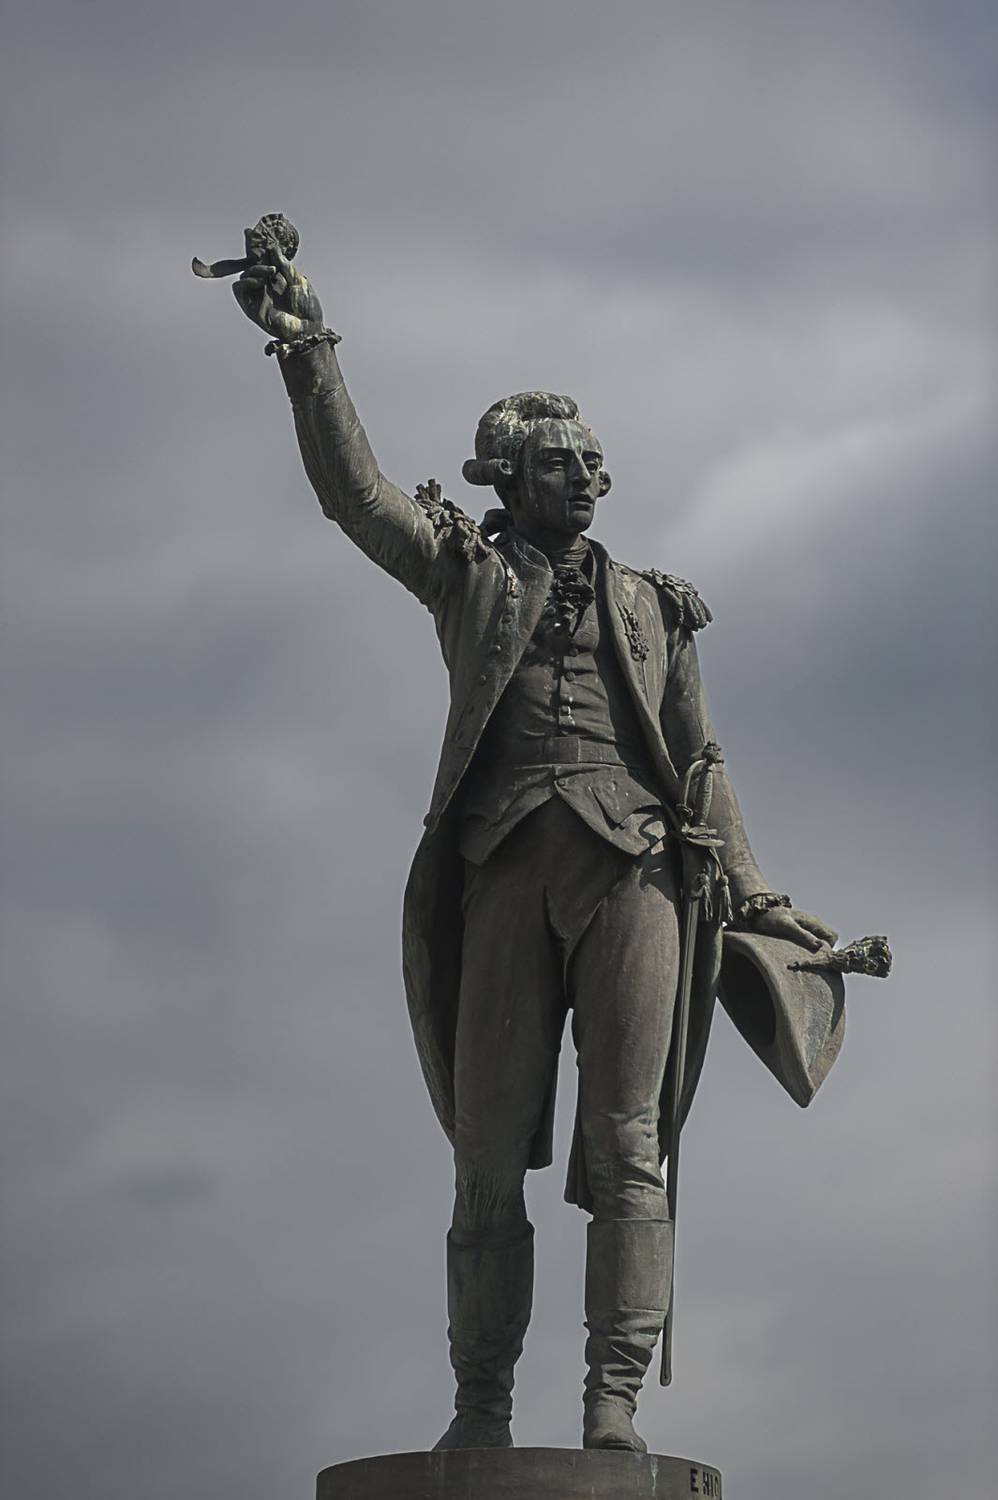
[460,544,668,864]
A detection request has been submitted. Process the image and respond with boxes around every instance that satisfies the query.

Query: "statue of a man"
[223,225,839,1454]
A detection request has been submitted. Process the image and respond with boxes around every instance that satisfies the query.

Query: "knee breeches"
[452,798,681,1230]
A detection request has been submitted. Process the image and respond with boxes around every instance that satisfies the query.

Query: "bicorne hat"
[718,932,846,1106]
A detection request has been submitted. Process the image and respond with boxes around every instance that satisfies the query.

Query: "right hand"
[232,239,324,343]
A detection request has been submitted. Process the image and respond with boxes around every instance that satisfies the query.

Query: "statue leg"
[435,810,568,1449]
[563,841,681,1450]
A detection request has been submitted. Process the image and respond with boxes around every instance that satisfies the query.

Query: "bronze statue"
[196,219,889,1454]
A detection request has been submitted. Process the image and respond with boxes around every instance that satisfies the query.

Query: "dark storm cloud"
[2,3,995,1498]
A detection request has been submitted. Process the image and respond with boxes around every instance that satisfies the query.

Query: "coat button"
[479,674,487,684]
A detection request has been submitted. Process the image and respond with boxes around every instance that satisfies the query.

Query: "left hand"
[751,906,839,953]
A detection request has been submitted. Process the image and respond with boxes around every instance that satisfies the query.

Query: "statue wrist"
[264,327,341,360]
[735,891,793,928]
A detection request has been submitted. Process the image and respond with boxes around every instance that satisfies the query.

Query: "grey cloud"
[2,3,996,1498]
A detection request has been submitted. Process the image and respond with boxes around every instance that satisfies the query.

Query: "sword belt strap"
[479,736,653,769]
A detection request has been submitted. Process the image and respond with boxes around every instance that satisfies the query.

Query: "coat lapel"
[602,554,650,702]
[599,546,683,800]
[501,528,553,628]
[448,530,550,756]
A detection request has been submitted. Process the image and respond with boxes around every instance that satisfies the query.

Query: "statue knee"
[582,1114,667,1221]
[452,1158,528,1236]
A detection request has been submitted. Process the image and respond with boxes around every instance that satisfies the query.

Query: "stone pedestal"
[317,1448,723,1500]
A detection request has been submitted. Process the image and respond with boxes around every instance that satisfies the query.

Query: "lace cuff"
[735,891,792,926]
[265,328,342,359]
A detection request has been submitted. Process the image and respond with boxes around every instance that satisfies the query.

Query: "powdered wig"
[462,391,586,493]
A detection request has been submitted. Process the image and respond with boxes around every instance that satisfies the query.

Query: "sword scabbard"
[660,747,721,1386]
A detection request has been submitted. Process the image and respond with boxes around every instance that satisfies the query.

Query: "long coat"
[280,344,775,1208]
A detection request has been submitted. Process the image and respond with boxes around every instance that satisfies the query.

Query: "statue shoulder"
[640,568,713,631]
[413,479,492,563]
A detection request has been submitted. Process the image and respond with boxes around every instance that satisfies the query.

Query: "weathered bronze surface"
[196,218,889,1456]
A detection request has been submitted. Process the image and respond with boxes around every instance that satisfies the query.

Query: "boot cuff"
[585,1219,673,1317]
[446,1224,534,1332]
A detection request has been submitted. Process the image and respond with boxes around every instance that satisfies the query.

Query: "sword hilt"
[679,742,722,829]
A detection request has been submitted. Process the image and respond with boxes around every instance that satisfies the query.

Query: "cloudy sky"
[2,2,996,1497]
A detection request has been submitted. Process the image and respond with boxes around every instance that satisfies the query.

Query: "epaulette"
[641,569,713,631]
[413,479,492,563]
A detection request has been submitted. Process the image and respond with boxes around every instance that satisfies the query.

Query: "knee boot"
[434,1224,534,1450]
[582,1218,673,1452]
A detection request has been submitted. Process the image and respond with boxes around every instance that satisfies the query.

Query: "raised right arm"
[224,223,445,607]
[276,339,443,606]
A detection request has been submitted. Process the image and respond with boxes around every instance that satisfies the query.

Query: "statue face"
[510,418,604,543]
